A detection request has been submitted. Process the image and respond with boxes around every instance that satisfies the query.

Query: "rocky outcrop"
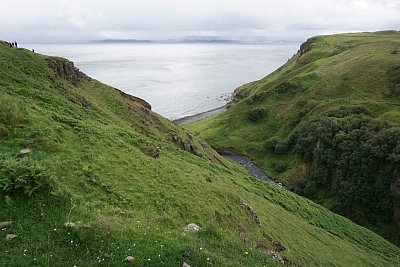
[47,57,90,86]
[299,37,317,55]
[0,40,11,47]
[184,223,201,232]
[119,90,151,111]
[172,134,202,157]
[238,198,261,227]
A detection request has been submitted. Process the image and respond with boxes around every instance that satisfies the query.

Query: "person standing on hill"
[9,42,12,48]
[14,41,18,48]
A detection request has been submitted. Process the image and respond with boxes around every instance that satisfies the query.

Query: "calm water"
[26,43,299,119]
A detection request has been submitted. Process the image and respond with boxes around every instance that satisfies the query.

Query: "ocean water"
[26,43,299,119]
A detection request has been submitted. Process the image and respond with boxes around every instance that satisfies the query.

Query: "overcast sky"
[1,0,399,42]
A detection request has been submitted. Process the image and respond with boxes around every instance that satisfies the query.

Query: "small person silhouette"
[15,41,18,48]
[32,49,35,53]
[9,42,12,48]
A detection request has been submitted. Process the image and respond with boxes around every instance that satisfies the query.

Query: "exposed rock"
[0,40,11,47]
[184,223,201,232]
[103,253,113,259]
[76,95,92,109]
[181,248,192,257]
[182,262,191,267]
[17,149,31,157]
[172,134,202,158]
[47,57,90,86]
[273,241,286,252]
[149,147,161,159]
[6,234,17,240]
[64,222,76,227]
[238,198,261,227]
[0,221,12,227]
[257,244,287,265]
[125,256,134,262]
[299,37,316,55]
[119,90,151,111]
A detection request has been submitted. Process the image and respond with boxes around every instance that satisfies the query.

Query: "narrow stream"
[217,149,288,190]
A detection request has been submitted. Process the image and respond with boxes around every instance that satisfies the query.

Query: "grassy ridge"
[188,31,400,244]
[0,42,399,266]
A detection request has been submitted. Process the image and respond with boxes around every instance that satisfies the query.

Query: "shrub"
[265,136,279,152]
[272,161,288,172]
[249,92,267,103]
[248,108,267,122]
[0,157,53,196]
[275,140,289,154]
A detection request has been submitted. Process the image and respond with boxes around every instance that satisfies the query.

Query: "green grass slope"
[0,41,399,266]
[188,31,400,244]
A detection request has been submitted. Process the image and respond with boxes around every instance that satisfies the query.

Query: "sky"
[1,0,399,43]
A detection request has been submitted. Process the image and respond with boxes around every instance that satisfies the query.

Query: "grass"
[188,31,400,244]
[0,40,399,266]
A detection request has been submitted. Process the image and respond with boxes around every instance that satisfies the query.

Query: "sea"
[24,42,299,120]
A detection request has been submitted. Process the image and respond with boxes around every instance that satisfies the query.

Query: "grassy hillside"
[188,31,400,244]
[0,41,399,266]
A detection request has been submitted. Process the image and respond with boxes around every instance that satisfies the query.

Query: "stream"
[217,149,288,190]
[175,106,288,190]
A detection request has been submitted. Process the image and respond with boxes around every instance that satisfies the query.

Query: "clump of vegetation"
[291,100,319,126]
[291,108,400,225]
[249,92,267,103]
[272,161,289,173]
[248,108,267,122]
[271,81,304,97]
[265,136,280,152]
[0,157,53,196]
[264,137,289,155]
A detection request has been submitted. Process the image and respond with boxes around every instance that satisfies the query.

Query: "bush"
[272,81,304,96]
[265,136,279,152]
[0,157,53,196]
[249,92,267,103]
[291,109,399,226]
[272,161,288,172]
[248,108,267,122]
[275,140,289,154]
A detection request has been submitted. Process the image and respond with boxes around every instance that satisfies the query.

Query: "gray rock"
[0,221,12,227]
[64,222,76,227]
[181,249,192,257]
[182,262,191,267]
[18,149,31,157]
[149,147,160,158]
[6,234,17,240]
[103,253,113,259]
[125,256,134,262]
[184,223,201,232]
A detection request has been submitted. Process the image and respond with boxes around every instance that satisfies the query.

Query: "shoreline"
[173,104,228,126]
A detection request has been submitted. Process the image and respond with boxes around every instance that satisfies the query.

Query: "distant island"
[92,39,298,44]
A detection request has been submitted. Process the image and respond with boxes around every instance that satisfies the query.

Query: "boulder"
[18,149,31,157]
[125,256,134,262]
[0,221,12,227]
[181,248,192,257]
[6,234,17,240]
[182,262,191,267]
[184,223,201,232]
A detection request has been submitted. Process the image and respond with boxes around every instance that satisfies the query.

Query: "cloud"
[1,0,399,42]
